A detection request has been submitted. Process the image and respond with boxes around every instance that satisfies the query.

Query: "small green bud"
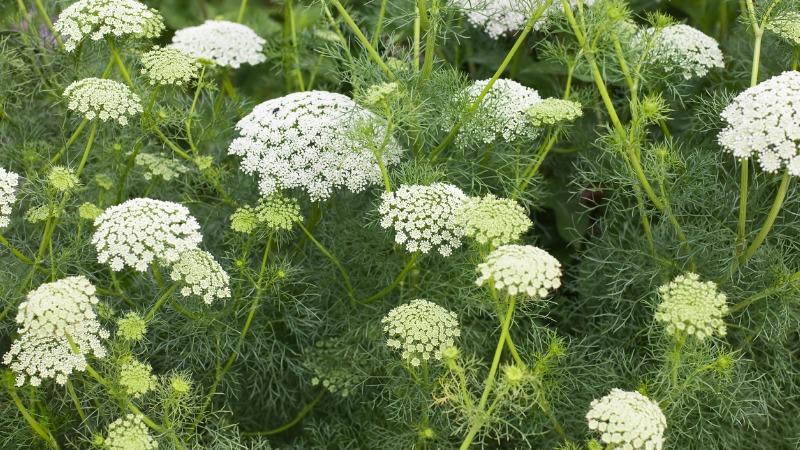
[441,346,460,362]
[502,365,526,385]
[117,312,147,342]
[95,174,114,190]
[158,110,168,119]
[715,353,734,374]
[47,166,80,192]
[419,428,435,440]
[78,202,103,221]
[168,373,193,396]
[194,155,213,171]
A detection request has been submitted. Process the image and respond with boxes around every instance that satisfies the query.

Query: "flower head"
[256,193,303,232]
[170,20,265,69]
[382,299,461,367]
[54,0,165,52]
[64,78,142,126]
[362,82,400,107]
[230,206,260,234]
[0,167,20,229]
[459,79,542,146]
[655,273,728,340]
[134,152,189,181]
[454,0,596,39]
[767,12,800,47]
[79,202,103,221]
[3,277,109,386]
[92,198,203,272]
[48,166,80,192]
[640,24,724,80]
[169,250,231,305]
[476,245,562,299]
[378,183,467,256]
[118,358,158,398]
[526,98,583,127]
[457,194,531,247]
[718,71,800,175]
[140,46,201,86]
[117,312,147,342]
[103,414,158,450]
[229,91,403,200]
[306,339,359,398]
[586,389,666,450]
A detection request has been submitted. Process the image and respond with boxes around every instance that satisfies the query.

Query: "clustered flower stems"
[428,0,554,162]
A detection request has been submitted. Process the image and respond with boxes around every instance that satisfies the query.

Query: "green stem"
[429,0,553,162]
[515,132,558,195]
[738,172,791,265]
[7,384,60,449]
[107,39,133,86]
[236,0,249,22]
[66,380,87,422]
[669,333,686,387]
[329,0,395,79]
[153,127,192,160]
[361,253,418,303]
[144,284,178,322]
[76,121,99,176]
[185,66,207,154]
[297,221,356,303]
[32,0,62,47]
[50,119,88,165]
[371,0,390,47]
[243,390,326,436]
[288,0,305,91]
[0,235,34,265]
[731,271,800,313]
[459,296,517,450]
[736,161,749,255]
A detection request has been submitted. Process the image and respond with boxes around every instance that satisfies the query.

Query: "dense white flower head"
[140,46,201,86]
[92,198,202,272]
[476,245,562,298]
[0,167,19,229]
[64,78,142,126]
[169,250,231,305]
[134,152,189,181]
[103,414,158,450]
[640,24,724,80]
[718,71,800,175]
[229,91,403,200]
[586,389,666,450]
[170,20,266,69]
[457,194,531,247]
[768,12,800,46]
[54,0,165,52]
[3,277,109,386]
[460,79,542,146]
[526,98,583,127]
[655,273,728,340]
[378,183,467,256]
[382,299,461,367]
[453,0,596,39]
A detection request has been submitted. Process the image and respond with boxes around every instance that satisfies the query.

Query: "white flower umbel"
[0,167,20,229]
[382,299,461,367]
[640,24,724,80]
[476,244,562,299]
[453,0,596,39]
[586,389,667,450]
[378,183,467,256]
[3,276,109,386]
[526,98,583,127]
[457,194,532,247]
[103,414,158,450]
[92,198,202,272]
[655,273,729,340]
[229,91,403,201]
[768,12,800,46]
[63,78,142,126]
[460,79,542,146]
[54,0,165,52]
[718,71,800,175]
[169,250,231,305]
[170,20,266,69]
[140,46,201,86]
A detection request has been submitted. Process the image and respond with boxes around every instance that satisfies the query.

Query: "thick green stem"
[244,390,326,436]
[329,0,395,79]
[144,284,178,322]
[736,161,749,255]
[361,253,418,303]
[32,0,63,47]
[297,221,356,303]
[739,172,791,265]
[285,0,306,91]
[0,235,34,265]
[76,121,99,176]
[66,380,87,422]
[107,39,133,86]
[236,0,249,22]
[371,0,390,47]
[669,333,686,387]
[731,271,800,313]
[7,384,60,449]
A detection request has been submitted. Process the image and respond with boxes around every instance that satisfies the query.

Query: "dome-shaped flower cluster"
[54,0,165,52]
[117,312,147,342]
[526,98,583,127]
[103,414,158,450]
[134,152,189,181]
[718,71,800,175]
[92,198,203,271]
[118,358,158,398]
[476,245,562,299]
[586,389,666,450]
[306,339,359,398]
[229,91,403,201]
[3,276,109,386]
[378,183,467,256]
[767,12,800,46]
[140,46,201,86]
[169,250,231,304]
[382,299,461,367]
[0,167,19,229]
[457,194,531,247]
[640,24,724,80]
[460,79,542,146]
[230,193,303,234]
[48,166,80,192]
[170,20,266,69]
[654,273,729,340]
[64,78,142,126]
[453,0,596,39]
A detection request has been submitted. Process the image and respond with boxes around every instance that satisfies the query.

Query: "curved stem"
[185,66,206,154]
[360,253,418,303]
[107,39,133,86]
[731,271,800,313]
[144,284,178,322]
[76,121,99,177]
[0,235,34,265]
[739,172,791,265]
[7,384,60,449]
[66,380,87,422]
[244,390,326,436]
[297,221,356,303]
